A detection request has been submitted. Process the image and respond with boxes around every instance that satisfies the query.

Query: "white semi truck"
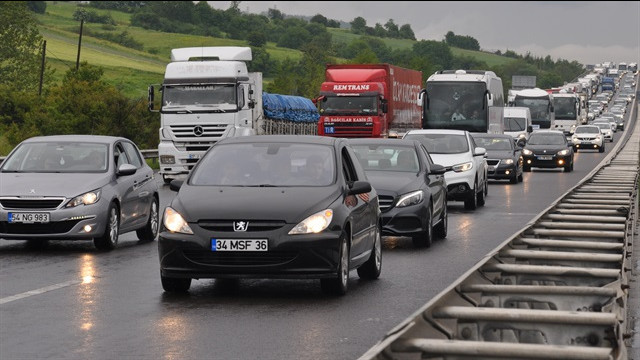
[149,47,318,184]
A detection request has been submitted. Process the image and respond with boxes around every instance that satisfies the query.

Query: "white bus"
[419,70,505,133]
[552,92,581,135]
[509,88,555,130]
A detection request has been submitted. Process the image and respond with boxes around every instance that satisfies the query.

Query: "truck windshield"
[319,96,377,115]
[423,82,487,132]
[513,97,551,128]
[162,84,236,111]
[554,97,577,120]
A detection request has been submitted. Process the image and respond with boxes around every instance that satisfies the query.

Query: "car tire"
[464,181,478,210]
[434,202,447,239]
[162,175,172,185]
[94,202,119,251]
[357,225,381,280]
[478,179,487,206]
[412,204,433,247]
[517,170,524,183]
[137,197,159,242]
[599,144,605,153]
[321,232,349,295]
[161,275,191,293]
[564,160,573,172]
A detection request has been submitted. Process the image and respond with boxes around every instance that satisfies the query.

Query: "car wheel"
[464,181,478,210]
[321,232,349,295]
[599,144,605,153]
[564,160,573,172]
[517,169,524,183]
[357,224,381,280]
[162,175,172,185]
[434,201,447,239]
[161,275,191,293]
[478,179,487,206]
[137,197,159,242]
[94,202,119,250]
[412,204,433,247]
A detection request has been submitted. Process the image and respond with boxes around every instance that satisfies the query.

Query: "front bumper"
[523,154,572,169]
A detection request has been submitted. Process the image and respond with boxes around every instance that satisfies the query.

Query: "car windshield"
[350,144,419,173]
[527,133,566,145]
[594,123,610,130]
[1,142,109,173]
[473,137,513,150]
[190,142,336,186]
[405,134,469,154]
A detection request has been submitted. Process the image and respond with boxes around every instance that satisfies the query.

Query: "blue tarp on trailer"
[262,92,319,123]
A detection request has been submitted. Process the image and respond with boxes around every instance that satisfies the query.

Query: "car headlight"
[502,159,514,165]
[289,209,333,234]
[396,190,424,208]
[557,149,570,156]
[163,207,193,234]
[596,135,602,140]
[66,190,101,208]
[451,161,473,172]
[522,149,533,155]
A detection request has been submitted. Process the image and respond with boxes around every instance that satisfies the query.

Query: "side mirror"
[516,138,526,148]
[116,163,137,176]
[381,99,388,114]
[527,125,533,133]
[429,163,447,175]
[474,147,487,157]
[169,179,183,192]
[347,180,372,195]
[148,86,154,111]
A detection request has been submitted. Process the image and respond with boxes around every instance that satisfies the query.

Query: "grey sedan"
[0,135,159,250]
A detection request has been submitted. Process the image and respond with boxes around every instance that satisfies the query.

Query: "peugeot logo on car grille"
[193,125,204,137]
[234,221,248,232]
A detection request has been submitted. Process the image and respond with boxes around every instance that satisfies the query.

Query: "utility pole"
[39,40,46,96]
[76,19,83,70]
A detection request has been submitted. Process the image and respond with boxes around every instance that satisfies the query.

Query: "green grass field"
[35,2,514,99]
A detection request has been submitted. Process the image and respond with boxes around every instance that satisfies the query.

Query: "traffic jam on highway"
[1,50,638,359]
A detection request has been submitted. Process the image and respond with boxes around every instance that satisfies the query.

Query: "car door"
[121,141,155,228]
[113,141,143,230]
[342,145,376,262]
[469,133,487,190]
[420,145,446,220]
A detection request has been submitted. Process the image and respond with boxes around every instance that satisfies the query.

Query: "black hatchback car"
[348,138,448,248]
[159,135,381,295]
[521,130,574,172]
[471,133,524,184]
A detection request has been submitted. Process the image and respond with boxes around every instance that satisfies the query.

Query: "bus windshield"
[514,97,551,128]
[554,97,577,120]
[423,82,488,132]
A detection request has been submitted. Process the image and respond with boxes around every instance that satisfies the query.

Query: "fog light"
[558,159,565,165]
[505,170,510,175]
[83,225,92,232]
[527,159,532,164]
[576,144,580,148]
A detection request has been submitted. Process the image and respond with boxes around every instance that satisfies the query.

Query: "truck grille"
[324,123,374,137]
[170,124,228,138]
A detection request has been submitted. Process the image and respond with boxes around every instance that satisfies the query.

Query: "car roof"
[347,138,419,147]
[470,133,514,139]
[216,134,340,146]
[21,134,127,144]
[405,129,468,135]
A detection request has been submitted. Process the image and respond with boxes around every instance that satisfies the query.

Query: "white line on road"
[0,280,81,305]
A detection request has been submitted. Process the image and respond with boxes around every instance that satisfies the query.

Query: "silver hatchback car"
[0,135,159,250]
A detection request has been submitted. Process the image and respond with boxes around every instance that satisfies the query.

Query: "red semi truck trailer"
[316,64,422,138]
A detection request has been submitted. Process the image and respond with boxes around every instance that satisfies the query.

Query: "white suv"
[404,129,488,210]
[572,125,605,153]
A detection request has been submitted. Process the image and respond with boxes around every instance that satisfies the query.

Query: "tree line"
[0,1,585,153]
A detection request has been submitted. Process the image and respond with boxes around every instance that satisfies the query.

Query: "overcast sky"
[207,1,640,66]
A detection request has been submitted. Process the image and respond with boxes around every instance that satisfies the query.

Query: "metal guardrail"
[359,91,639,360]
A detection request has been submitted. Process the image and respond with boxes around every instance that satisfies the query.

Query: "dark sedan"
[159,135,381,295]
[521,130,574,172]
[0,135,159,250]
[348,138,447,248]
[471,133,524,184]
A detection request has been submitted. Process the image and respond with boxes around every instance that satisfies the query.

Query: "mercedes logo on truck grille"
[193,125,204,137]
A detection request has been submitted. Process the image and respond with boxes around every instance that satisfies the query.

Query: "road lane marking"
[0,279,81,305]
